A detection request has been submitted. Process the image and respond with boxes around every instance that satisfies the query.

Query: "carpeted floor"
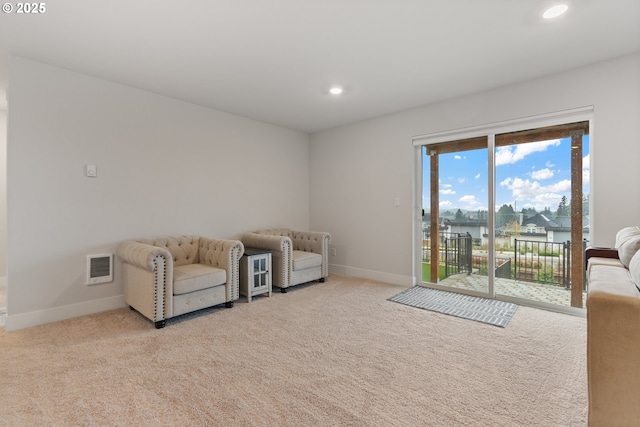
[0,275,588,426]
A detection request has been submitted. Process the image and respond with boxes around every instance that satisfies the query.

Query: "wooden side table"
[239,247,272,302]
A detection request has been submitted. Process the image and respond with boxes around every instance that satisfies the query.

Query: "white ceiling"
[1,0,639,134]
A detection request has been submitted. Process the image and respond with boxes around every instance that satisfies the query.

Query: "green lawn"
[421,263,447,282]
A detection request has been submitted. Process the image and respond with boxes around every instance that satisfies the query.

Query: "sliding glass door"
[416,114,590,311]
[421,137,491,297]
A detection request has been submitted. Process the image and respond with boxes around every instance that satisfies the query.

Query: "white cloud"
[440,183,456,195]
[454,155,462,160]
[530,193,564,210]
[495,139,561,166]
[459,195,482,207]
[440,200,453,207]
[501,177,541,199]
[500,177,571,210]
[545,179,571,193]
[530,168,554,180]
[475,173,481,179]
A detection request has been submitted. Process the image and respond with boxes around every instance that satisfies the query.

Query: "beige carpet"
[0,275,587,426]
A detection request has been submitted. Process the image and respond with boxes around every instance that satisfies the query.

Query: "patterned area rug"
[389,286,518,327]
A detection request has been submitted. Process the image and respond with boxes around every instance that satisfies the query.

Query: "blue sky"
[423,136,590,214]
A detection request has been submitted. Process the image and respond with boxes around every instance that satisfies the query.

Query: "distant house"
[514,214,589,244]
[443,218,489,247]
[422,213,489,247]
[424,212,589,249]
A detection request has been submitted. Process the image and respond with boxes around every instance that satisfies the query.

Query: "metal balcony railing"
[422,229,588,289]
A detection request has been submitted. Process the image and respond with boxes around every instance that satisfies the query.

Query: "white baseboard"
[329,264,413,287]
[4,295,126,331]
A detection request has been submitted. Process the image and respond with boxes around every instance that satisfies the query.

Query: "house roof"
[522,213,559,228]
[522,214,589,231]
[1,1,639,132]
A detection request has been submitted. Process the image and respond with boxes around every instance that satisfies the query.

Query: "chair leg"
[154,320,166,329]
[225,301,234,308]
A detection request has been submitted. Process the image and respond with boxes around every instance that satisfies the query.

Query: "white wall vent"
[86,253,113,285]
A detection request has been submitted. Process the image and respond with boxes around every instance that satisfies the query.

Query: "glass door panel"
[494,124,589,308]
[422,139,490,296]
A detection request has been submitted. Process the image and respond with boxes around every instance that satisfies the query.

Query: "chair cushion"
[173,264,226,295]
[292,250,322,271]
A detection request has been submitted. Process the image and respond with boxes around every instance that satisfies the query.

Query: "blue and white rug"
[389,286,518,327]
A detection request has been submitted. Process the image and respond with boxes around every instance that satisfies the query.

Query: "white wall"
[310,52,640,285]
[0,108,6,280]
[6,56,310,330]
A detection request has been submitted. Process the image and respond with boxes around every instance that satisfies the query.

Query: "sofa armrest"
[587,270,640,426]
[116,240,173,271]
[585,246,619,270]
[116,241,173,323]
[199,238,244,302]
[242,232,292,287]
[241,233,289,252]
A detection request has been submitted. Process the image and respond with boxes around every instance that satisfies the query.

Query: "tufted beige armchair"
[241,228,331,293]
[116,235,244,328]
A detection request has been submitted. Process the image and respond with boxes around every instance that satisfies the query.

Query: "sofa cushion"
[587,256,625,275]
[615,226,640,248]
[292,250,322,271]
[618,235,640,269]
[630,250,640,291]
[173,264,226,295]
[588,264,636,298]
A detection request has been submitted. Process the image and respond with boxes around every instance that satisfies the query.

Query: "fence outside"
[513,239,568,287]
[422,229,588,289]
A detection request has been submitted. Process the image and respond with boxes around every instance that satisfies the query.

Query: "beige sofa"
[241,228,331,292]
[585,226,640,426]
[117,235,244,328]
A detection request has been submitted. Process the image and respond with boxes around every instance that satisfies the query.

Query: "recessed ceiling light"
[329,86,343,95]
[543,4,569,19]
